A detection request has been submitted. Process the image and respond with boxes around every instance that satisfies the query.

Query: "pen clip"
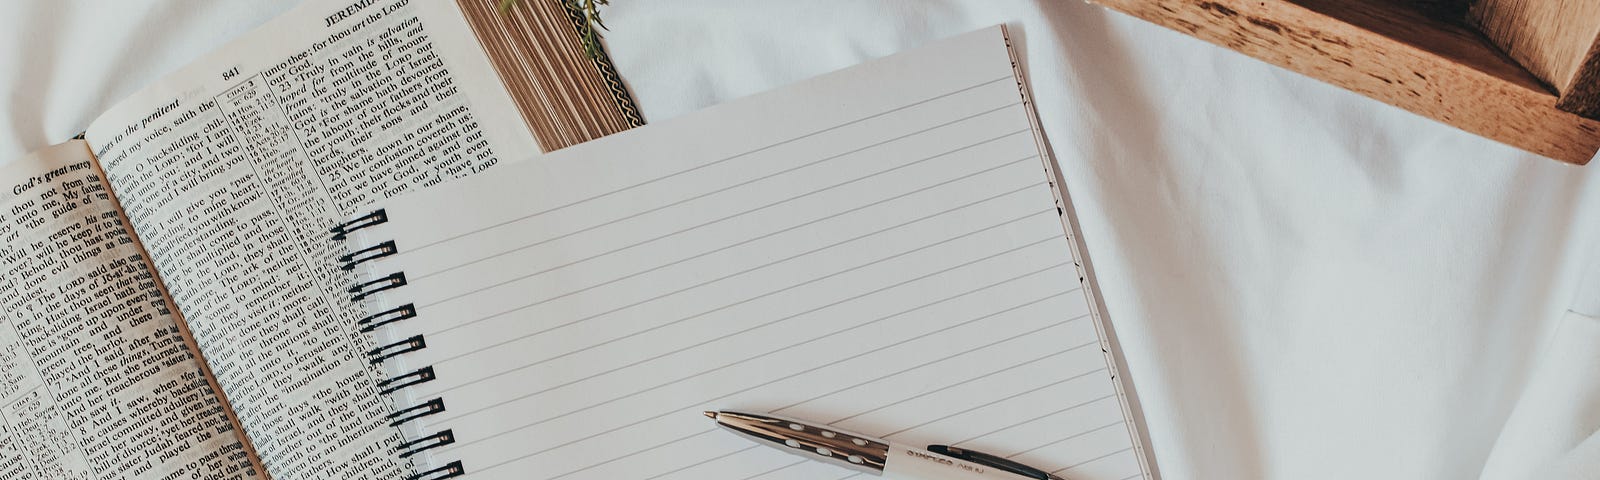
[927,445,1062,480]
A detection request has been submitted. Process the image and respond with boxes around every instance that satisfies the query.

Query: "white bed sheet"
[3,1,1598,479]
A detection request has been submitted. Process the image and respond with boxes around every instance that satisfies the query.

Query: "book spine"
[452,0,645,152]
[557,0,646,128]
[332,209,466,480]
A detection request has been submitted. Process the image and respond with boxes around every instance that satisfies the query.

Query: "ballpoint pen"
[704,410,1068,480]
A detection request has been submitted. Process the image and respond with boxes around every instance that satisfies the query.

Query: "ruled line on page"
[413,137,1035,305]
[740,461,805,480]
[738,388,1135,480]
[411,167,1050,377]
[460,297,1085,474]
[646,442,758,480]
[752,391,1120,480]
[882,390,1114,441]
[772,346,1100,418]
[667,362,1114,479]
[1008,420,1128,458]
[429,250,1074,403]
[420,201,1053,377]
[546,360,1107,480]
[432,255,1071,424]
[1056,446,1135,473]
[407,123,1031,284]
[396,76,1016,256]
[947,394,1118,445]
[424,189,1051,338]
[821,348,1083,424]
[418,213,1058,397]
[638,348,1090,480]
[471,316,1084,477]
[431,261,1074,427]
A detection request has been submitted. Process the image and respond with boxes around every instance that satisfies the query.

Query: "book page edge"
[1000,24,1163,480]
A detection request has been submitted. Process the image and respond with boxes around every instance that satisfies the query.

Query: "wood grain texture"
[1087,0,1600,164]
[1561,41,1600,118]
[1407,0,1470,18]
[1471,0,1600,118]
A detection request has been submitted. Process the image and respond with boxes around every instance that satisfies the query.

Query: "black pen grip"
[927,445,1056,480]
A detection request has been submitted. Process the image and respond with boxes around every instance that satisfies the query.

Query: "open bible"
[0,0,638,479]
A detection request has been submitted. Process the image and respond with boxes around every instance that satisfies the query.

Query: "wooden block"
[1087,0,1600,164]
[1471,0,1600,118]
[1406,0,1471,18]
[1566,44,1600,119]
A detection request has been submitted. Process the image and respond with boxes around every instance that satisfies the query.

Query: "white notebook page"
[352,26,1149,480]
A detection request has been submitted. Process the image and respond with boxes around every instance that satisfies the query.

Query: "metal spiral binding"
[335,209,462,479]
[398,430,456,458]
[357,304,416,333]
[340,240,398,270]
[409,461,464,480]
[349,272,407,302]
[388,398,446,426]
[330,208,387,240]
[376,366,436,394]
[369,335,427,364]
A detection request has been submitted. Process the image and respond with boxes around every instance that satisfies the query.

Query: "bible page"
[81,0,539,478]
[0,141,258,480]
[352,27,1151,480]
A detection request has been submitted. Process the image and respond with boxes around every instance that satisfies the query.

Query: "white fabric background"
[5,1,1598,479]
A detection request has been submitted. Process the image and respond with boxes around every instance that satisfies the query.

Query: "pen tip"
[703,411,718,420]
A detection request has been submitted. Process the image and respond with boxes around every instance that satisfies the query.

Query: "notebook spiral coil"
[331,209,464,480]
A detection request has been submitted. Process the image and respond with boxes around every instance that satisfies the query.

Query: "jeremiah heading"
[325,0,377,27]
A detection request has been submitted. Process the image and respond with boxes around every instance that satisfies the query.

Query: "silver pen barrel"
[706,411,890,475]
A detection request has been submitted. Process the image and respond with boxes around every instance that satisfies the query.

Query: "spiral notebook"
[338,26,1158,480]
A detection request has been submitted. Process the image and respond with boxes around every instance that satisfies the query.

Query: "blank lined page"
[352,26,1149,480]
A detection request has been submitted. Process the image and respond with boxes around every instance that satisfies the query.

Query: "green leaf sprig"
[500,0,610,59]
